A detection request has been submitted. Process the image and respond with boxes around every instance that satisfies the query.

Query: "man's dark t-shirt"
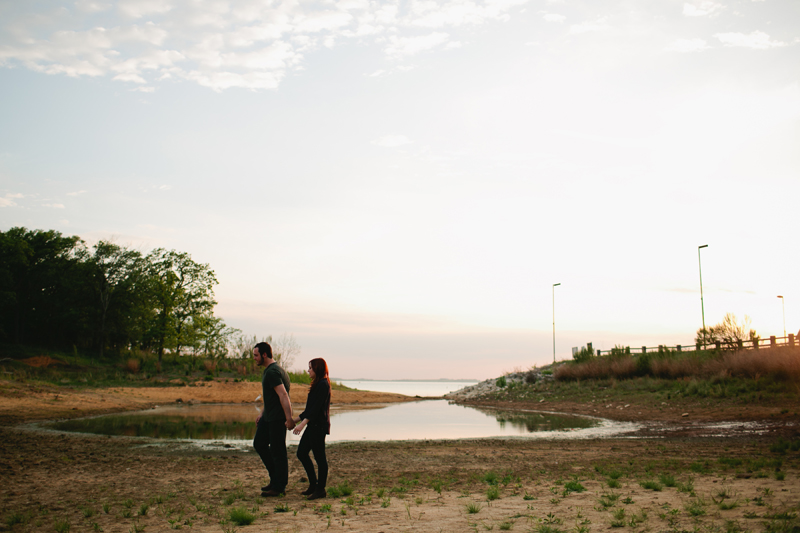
[262,362,291,422]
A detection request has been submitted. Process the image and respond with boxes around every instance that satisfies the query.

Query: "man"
[253,341,295,496]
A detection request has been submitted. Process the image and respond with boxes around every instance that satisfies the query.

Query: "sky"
[1,0,798,380]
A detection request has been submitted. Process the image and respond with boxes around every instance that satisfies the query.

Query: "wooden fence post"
[753,338,759,349]
[715,341,721,350]
[770,336,776,347]
[642,346,646,354]
[790,334,795,347]
[738,340,743,349]
[677,345,682,352]
[696,343,701,351]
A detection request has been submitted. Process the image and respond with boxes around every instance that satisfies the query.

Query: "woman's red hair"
[309,358,329,388]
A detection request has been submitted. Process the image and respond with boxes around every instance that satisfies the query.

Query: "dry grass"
[556,346,800,382]
[203,359,217,373]
[124,359,140,374]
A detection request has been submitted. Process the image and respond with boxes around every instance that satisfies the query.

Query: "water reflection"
[48,400,631,443]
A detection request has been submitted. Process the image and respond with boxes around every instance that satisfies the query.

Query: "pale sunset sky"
[1,0,798,379]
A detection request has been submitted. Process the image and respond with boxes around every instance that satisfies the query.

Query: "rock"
[681,412,689,417]
[176,398,183,403]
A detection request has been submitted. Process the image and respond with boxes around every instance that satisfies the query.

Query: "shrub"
[496,376,507,388]
[228,507,255,526]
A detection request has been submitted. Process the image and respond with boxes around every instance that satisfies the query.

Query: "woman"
[293,358,331,500]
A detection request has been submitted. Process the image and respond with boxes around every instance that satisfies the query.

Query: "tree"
[272,332,301,371]
[145,248,218,362]
[91,241,145,357]
[0,227,90,345]
[695,313,759,350]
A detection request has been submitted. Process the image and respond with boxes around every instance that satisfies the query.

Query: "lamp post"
[698,245,708,344]
[778,295,786,338]
[552,283,561,364]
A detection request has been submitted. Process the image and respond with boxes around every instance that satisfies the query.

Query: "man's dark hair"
[255,342,273,359]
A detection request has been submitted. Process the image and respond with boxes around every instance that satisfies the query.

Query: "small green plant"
[138,504,149,516]
[496,376,507,388]
[317,504,332,513]
[563,480,586,495]
[82,507,95,519]
[123,500,134,509]
[380,497,391,508]
[121,510,133,519]
[487,486,500,501]
[499,521,513,530]
[543,512,562,525]
[228,507,254,525]
[621,497,634,505]
[775,471,785,481]
[274,503,290,514]
[376,488,385,498]
[718,501,739,511]
[466,503,482,514]
[6,512,27,528]
[335,480,353,496]
[607,478,621,489]
[658,474,676,488]
[676,479,695,494]
[91,522,103,532]
[523,492,536,501]
[102,504,111,514]
[610,508,625,528]
[483,471,499,485]
[639,480,662,491]
[685,500,706,517]
[129,521,145,533]
[222,494,236,506]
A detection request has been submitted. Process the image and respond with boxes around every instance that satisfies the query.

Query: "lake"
[337,380,477,397]
[46,400,639,446]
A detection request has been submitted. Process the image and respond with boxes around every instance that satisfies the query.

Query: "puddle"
[42,400,640,448]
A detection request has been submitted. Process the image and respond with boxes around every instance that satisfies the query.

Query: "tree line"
[0,227,245,361]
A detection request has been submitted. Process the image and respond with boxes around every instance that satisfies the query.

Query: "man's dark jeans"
[253,418,288,492]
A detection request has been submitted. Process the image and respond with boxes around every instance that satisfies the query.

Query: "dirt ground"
[1,380,798,533]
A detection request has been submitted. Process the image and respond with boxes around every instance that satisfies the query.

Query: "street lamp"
[778,295,786,338]
[552,283,561,364]
[698,245,708,343]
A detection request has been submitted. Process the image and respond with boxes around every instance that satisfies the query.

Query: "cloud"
[384,32,451,58]
[42,203,66,209]
[569,17,609,35]
[682,1,723,17]
[665,38,709,52]
[372,135,412,148]
[6,193,24,198]
[715,31,785,49]
[0,0,530,91]
[66,190,88,196]
[0,197,17,207]
[543,13,566,23]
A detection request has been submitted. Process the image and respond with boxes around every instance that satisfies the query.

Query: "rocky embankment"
[444,369,554,401]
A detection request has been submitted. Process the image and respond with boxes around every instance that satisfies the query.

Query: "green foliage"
[562,480,586,494]
[227,508,255,526]
[54,517,71,533]
[0,226,235,360]
[496,376,507,388]
[639,480,662,491]
[486,486,500,501]
[465,503,482,514]
[572,346,595,364]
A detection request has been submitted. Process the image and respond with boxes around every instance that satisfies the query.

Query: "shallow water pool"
[47,400,639,444]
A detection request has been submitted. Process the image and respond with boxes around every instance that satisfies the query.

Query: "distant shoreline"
[333,378,479,383]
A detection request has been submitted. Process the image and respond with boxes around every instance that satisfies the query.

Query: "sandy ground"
[1,380,798,533]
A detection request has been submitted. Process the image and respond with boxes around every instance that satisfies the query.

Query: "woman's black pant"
[296,425,328,489]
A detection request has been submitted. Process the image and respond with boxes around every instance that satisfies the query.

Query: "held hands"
[292,419,308,435]
[285,418,296,430]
